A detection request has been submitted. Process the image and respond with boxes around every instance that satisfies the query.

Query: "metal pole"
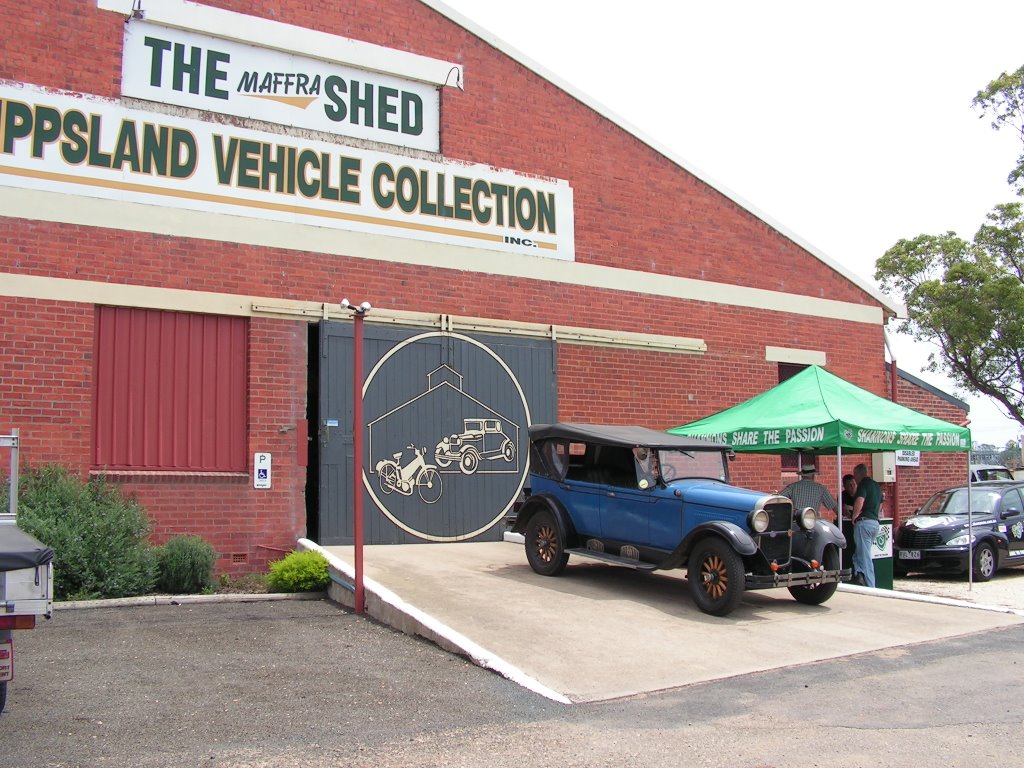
[8,428,18,519]
[353,310,365,614]
[967,451,973,590]
[342,298,371,615]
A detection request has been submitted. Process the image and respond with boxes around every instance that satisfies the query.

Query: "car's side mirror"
[1002,507,1020,519]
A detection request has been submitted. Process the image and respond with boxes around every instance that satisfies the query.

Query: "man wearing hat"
[779,464,838,523]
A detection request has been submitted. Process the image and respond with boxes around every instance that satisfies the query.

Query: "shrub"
[10,464,157,600]
[267,549,330,592]
[156,535,217,594]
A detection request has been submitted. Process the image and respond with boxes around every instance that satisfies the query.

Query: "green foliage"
[266,549,329,592]
[876,203,1024,430]
[973,65,1024,193]
[156,535,217,594]
[877,63,1024,432]
[11,465,157,600]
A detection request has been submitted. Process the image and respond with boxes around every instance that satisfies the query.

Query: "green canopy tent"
[668,365,970,456]
[668,365,975,583]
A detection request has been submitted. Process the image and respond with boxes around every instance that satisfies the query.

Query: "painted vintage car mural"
[434,418,516,475]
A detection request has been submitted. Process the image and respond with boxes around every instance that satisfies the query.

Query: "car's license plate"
[898,549,921,560]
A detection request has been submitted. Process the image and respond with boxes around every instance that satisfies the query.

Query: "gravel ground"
[3,597,1024,768]
[894,566,1024,611]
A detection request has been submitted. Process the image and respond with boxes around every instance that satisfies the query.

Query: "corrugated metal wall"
[93,307,247,471]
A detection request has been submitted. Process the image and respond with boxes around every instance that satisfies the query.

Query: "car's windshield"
[919,488,1002,516]
[657,448,727,482]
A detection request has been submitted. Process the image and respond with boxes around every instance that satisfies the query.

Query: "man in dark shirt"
[851,463,882,587]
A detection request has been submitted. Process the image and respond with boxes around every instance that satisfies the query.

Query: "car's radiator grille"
[760,502,793,564]
[899,530,944,548]
[765,503,791,533]
[758,531,791,563]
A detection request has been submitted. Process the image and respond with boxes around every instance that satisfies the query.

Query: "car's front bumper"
[746,566,849,590]
[895,546,970,573]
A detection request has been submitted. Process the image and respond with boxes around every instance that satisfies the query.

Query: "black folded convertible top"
[0,524,54,571]
[528,423,728,451]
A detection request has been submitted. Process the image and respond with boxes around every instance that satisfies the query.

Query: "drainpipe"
[883,329,899,523]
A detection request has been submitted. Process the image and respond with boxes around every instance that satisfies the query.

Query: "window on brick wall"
[93,307,247,471]
[778,363,806,472]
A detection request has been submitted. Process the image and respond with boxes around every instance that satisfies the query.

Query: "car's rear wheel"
[688,537,744,616]
[972,542,997,582]
[789,545,840,605]
[525,509,568,576]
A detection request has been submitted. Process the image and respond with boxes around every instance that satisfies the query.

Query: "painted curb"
[838,582,1024,616]
[53,591,327,611]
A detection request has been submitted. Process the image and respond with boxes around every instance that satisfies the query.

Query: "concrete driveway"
[312,539,1024,703]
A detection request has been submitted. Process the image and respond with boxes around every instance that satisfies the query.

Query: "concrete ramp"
[310,540,1024,703]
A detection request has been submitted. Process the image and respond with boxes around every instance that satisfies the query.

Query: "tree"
[876,203,1024,428]
[875,66,1024,430]
[973,65,1024,195]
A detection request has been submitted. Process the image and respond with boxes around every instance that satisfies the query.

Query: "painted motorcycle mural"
[374,445,443,504]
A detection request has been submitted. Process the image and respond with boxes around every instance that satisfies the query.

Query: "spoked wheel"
[416,467,443,504]
[688,537,744,616]
[972,542,997,582]
[525,509,568,576]
[378,463,400,494]
[789,545,840,605]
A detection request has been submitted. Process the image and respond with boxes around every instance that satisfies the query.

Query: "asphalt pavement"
[5,595,1024,767]
[5,540,1024,767]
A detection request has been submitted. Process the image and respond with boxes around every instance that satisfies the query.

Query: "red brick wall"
[1,1,897,570]
[885,368,969,526]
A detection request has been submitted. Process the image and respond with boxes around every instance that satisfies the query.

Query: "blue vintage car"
[510,423,847,616]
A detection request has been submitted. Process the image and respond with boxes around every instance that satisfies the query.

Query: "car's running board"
[567,547,658,570]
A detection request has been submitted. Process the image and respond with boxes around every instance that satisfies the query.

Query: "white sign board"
[122,21,441,152]
[0,84,574,260]
[254,452,272,489]
[871,521,893,560]
[895,449,920,466]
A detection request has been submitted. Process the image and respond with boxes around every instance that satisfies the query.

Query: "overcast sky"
[440,0,1024,449]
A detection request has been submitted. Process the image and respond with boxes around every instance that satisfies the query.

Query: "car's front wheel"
[688,537,744,616]
[972,542,997,582]
[525,509,568,576]
[789,545,840,605]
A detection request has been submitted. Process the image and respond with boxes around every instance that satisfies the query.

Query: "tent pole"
[837,446,843,527]
[967,451,973,590]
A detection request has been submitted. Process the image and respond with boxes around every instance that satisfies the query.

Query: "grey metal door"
[317,323,556,544]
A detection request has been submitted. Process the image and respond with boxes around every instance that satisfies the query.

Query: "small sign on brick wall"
[254,452,272,489]
[895,450,920,466]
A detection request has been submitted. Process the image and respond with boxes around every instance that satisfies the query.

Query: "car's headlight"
[946,534,972,546]
[797,506,818,531]
[749,509,770,533]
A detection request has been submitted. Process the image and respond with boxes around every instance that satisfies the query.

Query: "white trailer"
[1,429,54,714]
